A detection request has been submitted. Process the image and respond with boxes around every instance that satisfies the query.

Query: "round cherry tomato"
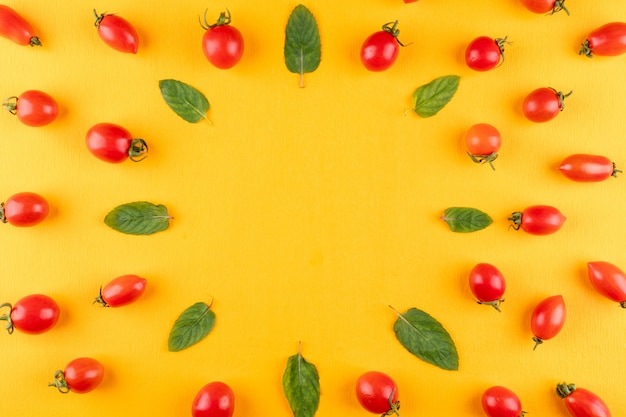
[3,90,58,127]
[587,261,626,308]
[519,0,569,15]
[1,192,49,227]
[465,123,502,170]
[94,274,147,307]
[0,294,60,335]
[85,122,148,163]
[580,22,626,58]
[192,381,235,417]
[508,205,566,236]
[469,263,506,312]
[0,5,40,46]
[530,295,566,349]
[360,21,405,72]
[94,10,139,54]
[481,386,526,417]
[522,87,571,123]
[558,154,619,182]
[200,9,244,69]
[465,36,507,72]
[50,357,104,394]
[556,383,611,417]
[355,371,400,416]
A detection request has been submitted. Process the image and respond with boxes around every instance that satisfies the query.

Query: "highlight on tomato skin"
[587,261,626,308]
[558,154,620,182]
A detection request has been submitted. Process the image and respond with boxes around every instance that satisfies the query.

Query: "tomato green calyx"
[382,20,409,47]
[550,0,569,16]
[200,9,232,30]
[553,89,572,111]
[477,298,505,312]
[2,96,18,115]
[382,387,401,417]
[508,211,523,230]
[48,370,71,394]
[0,303,15,334]
[129,138,149,162]
[93,9,114,28]
[467,151,498,171]
[612,162,622,178]
[93,286,110,307]
[556,382,577,398]
[494,36,510,67]
[532,336,544,350]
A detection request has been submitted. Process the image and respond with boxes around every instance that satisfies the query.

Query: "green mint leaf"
[284,4,321,88]
[412,75,460,118]
[282,343,320,417]
[441,207,493,233]
[159,79,210,123]
[168,302,216,352]
[104,201,171,235]
[390,306,459,371]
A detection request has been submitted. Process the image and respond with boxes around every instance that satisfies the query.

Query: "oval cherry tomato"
[587,261,626,307]
[355,371,400,416]
[556,383,611,417]
[519,0,569,15]
[0,5,40,46]
[360,21,404,72]
[1,192,49,227]
[85,123,148,163]
[522,87,571,123]
[3,90,58,127]
[481,386,526,417]
[469,263,506,312]
[530,295,566,349]
[50,357,104,394]
[0,294,60,335]
[465,123,502,170]
[94,274,147,307]
[558,154,619,182]
[192,381,235,417]
[580,22,626,58]
[465,36,507,72]
[200,10,244,69]
[509,205,566,236]
[94,10,139,54]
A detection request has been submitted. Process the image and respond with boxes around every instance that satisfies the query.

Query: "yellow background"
[1,0,625,416]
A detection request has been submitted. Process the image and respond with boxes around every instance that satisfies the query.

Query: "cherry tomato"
[0,5,40,46]
[556,383,611,417]
[200,9,244,69]
[465,36,507,72]
[94,274,147,307]
[360,21,405,72]
[481,386,526,417]
[509,205,566,236]
[94,10,139,54]
[355,371,400,416]
[85,122,148,163]
[558,154,619,182]
[469,263,506,312]
[50,357,104,394]
[1,192,49,227]
[587,261,626,308]
[530,295,566,349]
[3,90,58,127]
[522,87,571,123]
[519,0,569,15]
[580,22,626,58]
[0,294,60,335]
[465,123,502,170]
[192,381,235,417]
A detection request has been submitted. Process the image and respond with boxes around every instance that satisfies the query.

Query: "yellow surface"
[1,0,625,416]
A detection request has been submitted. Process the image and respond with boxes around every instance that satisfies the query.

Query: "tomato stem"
[494,37,510,67]
[555,90,572,111]
[477,298,505,312]
[508,212,522,230]
[93,9,111,28]
[200,8,231,30]
[0,302,14,334]
[550,0,569,16]
[382,20,409,47]
[611,162,622,178]
[2,96,18,115]
[556,382,576,398]
[48,370,71,394]
[382,387,401,417]
[532,336,543,350]
[128,138,149,162]
[579,40,593,58]
[93,286,110,307]
[467,151,498,170]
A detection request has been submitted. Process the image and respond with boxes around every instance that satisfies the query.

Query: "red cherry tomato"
[200,10,244,69]
[587,261,626,307]
[522,87,571,123]
[509,205,566,236]
[3,90,58,127]
[1,192,49,227]
[85,123,148,163]
[469,263,506,312]
[93,10,139,54]
[558,154,619,182]
[50,357,104,394]
[94,274,147,307]
[192,381,235,417]
[530,295,566,349]
[519,0,569,15]
[556,383,611,417]
[580,22,626,57]
[360,21,405,72]
[0,5,40,46]
[465,123,502,170]
[465,36,507,72]
[481,386,525,417]
[355,371,400,416]
[0,294,60,335]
